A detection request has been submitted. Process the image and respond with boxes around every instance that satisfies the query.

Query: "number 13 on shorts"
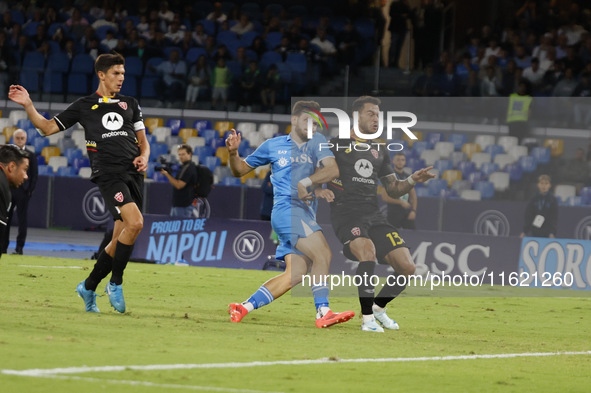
[386,231,405,246]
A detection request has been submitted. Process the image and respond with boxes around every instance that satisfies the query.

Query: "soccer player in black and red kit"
[8,53,150,313]
[327,96,434,332]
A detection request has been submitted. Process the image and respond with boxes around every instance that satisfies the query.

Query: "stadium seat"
[211,136,226,150]
[41,146,61,164]
[78,166,92,178]
[543,138,564,157]
[235,122,257,138]
[140,76,158,98]
[186,136,206,151]
[22,52,45,73]
[441,169,462,187]
[46,52,70,73]
[144,117,164,133]
[178,128,197,143]
[200,129,218,144]
[221,176,242,186]
[497,136,518,153]
[447,133,467,151]
[451,179,471,195]
[565,196,582,206]
[149,143,169,161]
[215,147,229,165]
[214,121,234,137]
[450,151,467,168]
[66,73,89,96]
[20,69,40,93]
[72,157,90,173]
[434,141,454,159]
[48,156,68,173]
[484,144,504,159]
[185,47,207,64]
[38,165,54,176]
[245,177,264,187]
[412,140,430,157]
[488,172,510,192]
[260,51,282,69]
[3,126,18,141]
[461,142,481,159]
[407,157,426,172]
[554,184,576,203]
[470,152,491,170]
[579,187,591,205]
[354,18,376,39]
[265,31,283,50]
[71,54,95,75]
[124,56,143,77]
[425,132,443,147]
[457,161,476,178]
[152,127,172,143]
[467,171,483,184]
[460,189,481,201]
[9,110,28,125]
[65,148,83,165]
[165,135,182,147]
[473,181,495,199]
[480,162,499,177]
[166,119,185,136]
[427,179,448,197]
[531,147,550,165]
[415,187,431,197]
[433,159,453,173]
[402,130,423,147]
[259,123,279,139]
[508,145,528,161]
[240,170,256,184]
[195,146,214,163]
[120,76,138,96]
[504,163,523,181]
[286,52,307,73]
[493,153,514,170]
[240,31,259,47]
[56,166,77,177]
[474,134,495,151]
[194,119,212,132]
[519,156,537,173]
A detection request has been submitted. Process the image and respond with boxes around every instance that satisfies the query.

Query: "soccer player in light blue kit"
[225,100,355,328]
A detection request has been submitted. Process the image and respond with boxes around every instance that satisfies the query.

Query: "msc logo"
[82,187,110,225]
[474,210,510,237]
[354,159,373,177]
[102,112,123,131]
[232,230,265,262]
[574,216,591,240]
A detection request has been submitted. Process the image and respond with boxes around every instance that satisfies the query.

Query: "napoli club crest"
[114,192,124,202]
[118,102,128,110]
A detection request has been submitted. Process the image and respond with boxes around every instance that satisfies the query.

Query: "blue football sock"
[312,283,329,311]
[247,285,275,310]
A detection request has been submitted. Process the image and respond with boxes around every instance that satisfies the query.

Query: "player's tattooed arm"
[382,166,435,198]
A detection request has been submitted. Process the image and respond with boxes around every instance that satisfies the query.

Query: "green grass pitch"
[0,255,589,393]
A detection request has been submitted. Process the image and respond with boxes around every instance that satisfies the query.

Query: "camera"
[154,157,174,174]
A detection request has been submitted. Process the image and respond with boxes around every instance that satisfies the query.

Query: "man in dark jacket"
[520,174,558,238]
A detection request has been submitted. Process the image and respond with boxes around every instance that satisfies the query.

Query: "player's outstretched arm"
[8,85,60,136]
[134,130,150,172]
[225,129,253,177]
[382,166,435,198]
[297,157,339,202]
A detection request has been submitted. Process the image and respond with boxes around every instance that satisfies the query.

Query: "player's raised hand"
[8,85,32,107]
[225,129,241,153]
[297,181,313,205]
[411,166,436,184]
[133,155,148,172]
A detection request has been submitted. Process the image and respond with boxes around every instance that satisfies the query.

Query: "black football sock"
[356,262,376,315]
[85,251,113,291]
[374,273,407,309]
[110,241,134,285]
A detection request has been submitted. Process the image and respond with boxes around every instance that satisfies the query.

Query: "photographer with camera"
[160,144,199,218]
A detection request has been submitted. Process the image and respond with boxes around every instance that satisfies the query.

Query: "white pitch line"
[3,351,590,377]
[21,374,283,393]
[17,265,86,269]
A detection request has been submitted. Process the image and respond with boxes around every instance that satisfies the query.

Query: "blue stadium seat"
[198,19,216,36]
[144,57,164,76]
[163,46,184,60]
[57,166,77,177]
[152,171,168,182]
[354,18,375,39]
[46,52,70,73]
[185,47,207,64]
[67,73,89,95]
[415,186,431,198]
[427,179,448,197]
[17,119,33,129]
[33,137,50,153]
[565,196,582,206]
[407,157,426,172]
[37,155,45,166]
[195,146,214,162]
[411,140,430,157]
[200,129,218,144]
[287,4,308,17]
[120,76,138,96]
[474,181,495,199]
[23,21,40,37]
[71,54,95,75]
[10,10,24,25]
[484,144,504,159]
[447,133,467,151]
[210,137,225,150]
[426,132,443,147]
[433,159,453,173]
[194,120,213,132]
[504,163,523,181]
[260,51,282,69]
[72,157,90,173]
[149,143,169,161]
[204,156,221,171]
[65,148,83,165]
[580,187,591,205]
[531,147,550,164]
[166,119,185,136]
[519,155,537,173]
[467,171,483,184]
[457,161,476,178]
[125,56,143,76]
[480,162,499,177]
[240,31,259,47]
[95,25,115,41]
[217,30,238,46]
[285,52,307,73]
[140,76,158,98]
[265,32,283,50]
[226,60,243,77]
[38,165,54,176]
[221,176,242,186]
[238,140,252,156]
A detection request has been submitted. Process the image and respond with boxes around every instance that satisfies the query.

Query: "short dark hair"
[351,96,381,114]
[0,144,29,166]
[178,144,192,155]
[292,100,320,117]
[94,52,125,74]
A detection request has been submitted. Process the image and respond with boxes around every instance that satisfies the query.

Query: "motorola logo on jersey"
[233,230,265,262]
[82,187,110,225]
[474,210,510,237]
[354,159,373,178]
[102,112,123,131]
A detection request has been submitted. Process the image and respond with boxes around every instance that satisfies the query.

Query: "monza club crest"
[371,149,378,159]
[351,227,361,236]
[118,102,128,110]
[114,192,124,202]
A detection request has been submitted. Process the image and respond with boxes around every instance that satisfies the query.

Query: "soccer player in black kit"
[8,53,150,313]
[327,96,434,332]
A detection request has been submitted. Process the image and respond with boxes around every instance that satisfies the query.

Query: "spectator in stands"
[311,28,337,76]
[204,36,217,59]
[513,44,531,69]
[161,144,198,218]
[92,8,118,32]
[555,33,568,60]
[65,8,89,39]
[480,65,501,97]
[455,53,477,83]
[337,19,361,66]
[1,129,37,255]
[381,153,417,230]
[563,45,584,76]
[185,54,210,108]
[249,36,266,59]
[86,37,106,60]
[478,55,502,82]
[238,60,260,112]
[231,13,254,37]
[0,31,11,99]
[552,67,577,96]
[31,24,48,50]
[522,57,545,92]
[127,36,157,62]
[136,13,149,35]
[439,62,461,96]
[572,72,591,97]
[158,1,174,26]
[388,0,411,68]
[483,38,502,65]
[263,16,283,37]
[192,23,208,47]
[149,28,168,54]
[260,171,273,221]
[580,36,591,64]
[213,44,232,62]
[0,145,29,259]
[275,37,292,61]
[520,174,558,239]
[532,32,554,64]
[501,59,518,95]
[464,69,481,96]
[539,46,557,73]
[434,50,450,75]
[149,48,187,107]
[179,30,195,56]
[260,64,280,112]
[412,64,439,96]
[207,2,227,24]
[101,29,118,51]
[165,19,186,45]
[211,57,231,110]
